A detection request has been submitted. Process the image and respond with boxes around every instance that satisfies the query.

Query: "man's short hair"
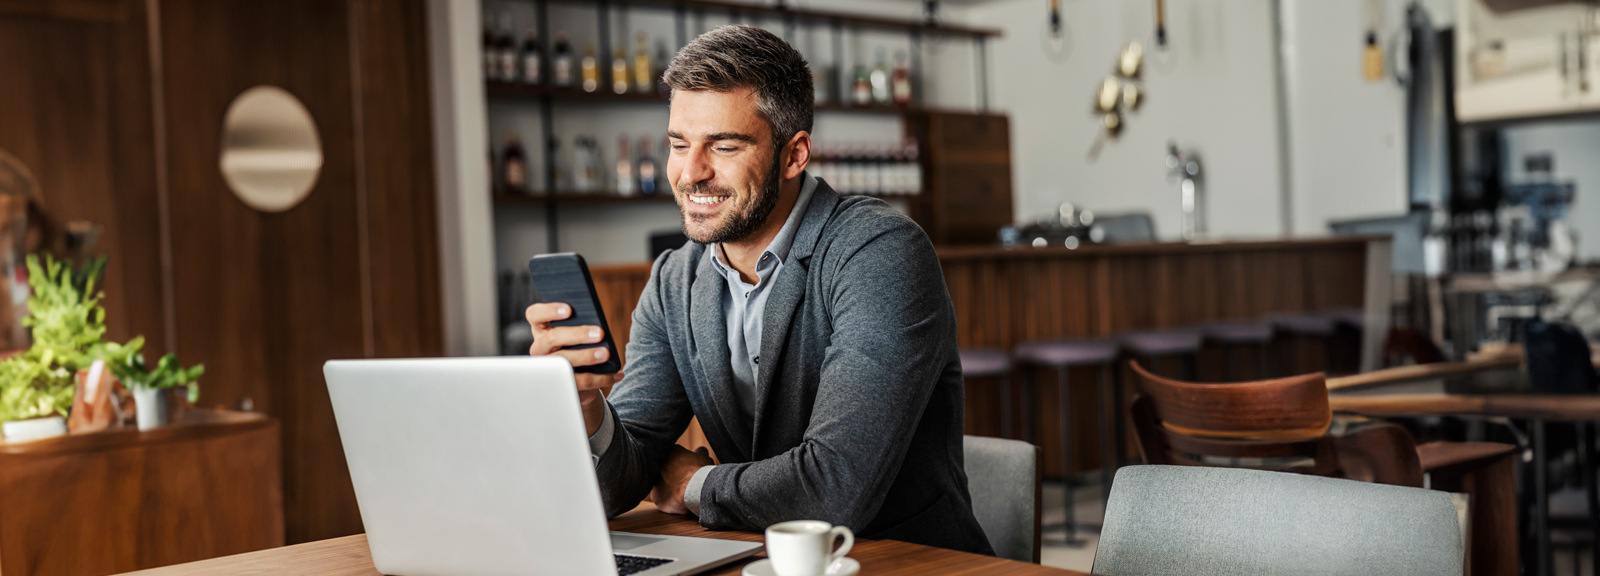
[663,25,814,149]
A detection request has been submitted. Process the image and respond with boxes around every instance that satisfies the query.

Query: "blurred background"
[7,0,1600,574]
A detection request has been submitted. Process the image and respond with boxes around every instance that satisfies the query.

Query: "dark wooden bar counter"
[591,236,1386,478]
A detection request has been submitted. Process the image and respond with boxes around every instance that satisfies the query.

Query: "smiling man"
[526,25,992,555]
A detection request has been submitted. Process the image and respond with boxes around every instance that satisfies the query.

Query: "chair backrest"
[1129,360,1425,485]
[1130,359,1330,438]
[962,435,1039,563]
[1093,465,1464,576]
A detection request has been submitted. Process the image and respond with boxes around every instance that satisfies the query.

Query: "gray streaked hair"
[663,25,814,149]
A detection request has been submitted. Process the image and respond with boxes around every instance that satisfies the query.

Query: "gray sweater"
[593,182,993,555]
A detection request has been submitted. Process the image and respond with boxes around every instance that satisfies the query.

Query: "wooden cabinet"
[904,112,1014,246]
[0,411,282,576]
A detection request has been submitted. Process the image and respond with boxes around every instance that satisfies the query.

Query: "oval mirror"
[218,86,323,212]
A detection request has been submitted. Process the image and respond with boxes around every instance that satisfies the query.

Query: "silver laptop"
[325,356,763,576]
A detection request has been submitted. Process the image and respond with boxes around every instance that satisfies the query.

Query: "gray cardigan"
[594,182,993,555]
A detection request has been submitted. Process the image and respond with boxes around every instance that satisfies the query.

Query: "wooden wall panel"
[354,0,443,360]
[157,0,440,544]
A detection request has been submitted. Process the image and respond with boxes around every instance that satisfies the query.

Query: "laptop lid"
[325,356,616,576]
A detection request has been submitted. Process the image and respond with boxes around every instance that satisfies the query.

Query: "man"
[527,25,992,555]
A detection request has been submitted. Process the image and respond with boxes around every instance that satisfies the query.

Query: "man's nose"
[678,147,714,187]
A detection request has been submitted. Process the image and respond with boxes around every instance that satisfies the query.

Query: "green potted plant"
[106,341,204,430]
[0,255,108,441]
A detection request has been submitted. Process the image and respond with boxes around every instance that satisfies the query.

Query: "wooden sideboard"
[0,410,283,576]
[591,237,1383,477]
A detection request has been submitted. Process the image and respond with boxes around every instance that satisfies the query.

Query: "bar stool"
[1265,313,1337,375]
[1119,330,1201,380]
[1323,307,1366,374]
[1198,321,1274,380]
[958,348,1014,439]
[1012,338,1119,545]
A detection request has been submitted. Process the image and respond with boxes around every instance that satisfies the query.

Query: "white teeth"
[689,195,728,205]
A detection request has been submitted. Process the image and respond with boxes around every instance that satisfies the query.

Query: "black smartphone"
[527,253,621,374]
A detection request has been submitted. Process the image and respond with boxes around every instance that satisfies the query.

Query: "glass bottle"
[891,50,912,106]
[552,32,574,87]
[496,12,518,84]
[637,137,659,195]
[633,32,653,94]
[581,45,600,92]
[520,26,542,85]
[869,49,891,105]
[615,136,635,196]
[502,132,528,196]
[483,18,499,81]
[611,43,629,95]
[851,65,871,106]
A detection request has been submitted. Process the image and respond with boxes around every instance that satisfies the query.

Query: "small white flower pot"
[3,415,67,442]
[133,387,170,431]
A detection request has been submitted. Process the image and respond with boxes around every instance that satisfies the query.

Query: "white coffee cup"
[764,520,853,576]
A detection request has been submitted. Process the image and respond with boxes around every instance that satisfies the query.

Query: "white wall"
[963,0,1286,239]
[429,0,499,356]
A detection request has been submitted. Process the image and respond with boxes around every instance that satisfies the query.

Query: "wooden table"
[117,504,1085,576]
[0,409,282,576]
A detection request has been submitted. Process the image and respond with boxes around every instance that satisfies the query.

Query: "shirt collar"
[708,171,818,273]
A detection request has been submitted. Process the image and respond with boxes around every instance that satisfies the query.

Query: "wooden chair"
[1127,361,1519,576]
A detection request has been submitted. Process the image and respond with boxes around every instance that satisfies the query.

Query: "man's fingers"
[548,346,611,368]
[525,302,572,327]
[531,325,605,355]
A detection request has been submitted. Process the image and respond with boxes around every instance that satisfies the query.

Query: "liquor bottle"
[904,138,922,194]
[502,132,528,195]
[552,32,574,87]
[633,32,653,94]
[851,64,871,106]
[483,19,499,81]
[496,13,518,84]
[891,50,912,106]
[581,45,599,92]
[637,137,659,195]
[842,144,860,193]
[869,49,891,105]
[611,43,629,95]
[865,144,883,195]
[576,136,604,192]
[520,26,542,85]
[615,136,635,196]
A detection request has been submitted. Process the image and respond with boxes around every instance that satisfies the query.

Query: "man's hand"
[526,302,625,436]
[650,445,715,515]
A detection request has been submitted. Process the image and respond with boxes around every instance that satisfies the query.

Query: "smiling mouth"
[688,194,729,205]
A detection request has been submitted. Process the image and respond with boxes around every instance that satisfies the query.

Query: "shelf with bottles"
[811,138,924,197]
[482,4,963,116]
[494,131,674,203]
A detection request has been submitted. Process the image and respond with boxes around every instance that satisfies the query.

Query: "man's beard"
[678,152,784,245]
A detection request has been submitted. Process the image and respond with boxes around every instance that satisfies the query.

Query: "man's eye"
[715,146,737,153]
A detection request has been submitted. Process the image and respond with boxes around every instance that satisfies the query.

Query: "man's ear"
[782,131,811,181]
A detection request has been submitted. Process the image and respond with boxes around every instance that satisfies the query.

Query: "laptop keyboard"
[615,554,674,575]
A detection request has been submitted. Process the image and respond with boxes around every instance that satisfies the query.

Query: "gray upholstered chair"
[962,435,1040,563]
[1094,465,1464,576]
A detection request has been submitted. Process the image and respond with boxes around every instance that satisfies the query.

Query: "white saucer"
[742,557,860,576]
